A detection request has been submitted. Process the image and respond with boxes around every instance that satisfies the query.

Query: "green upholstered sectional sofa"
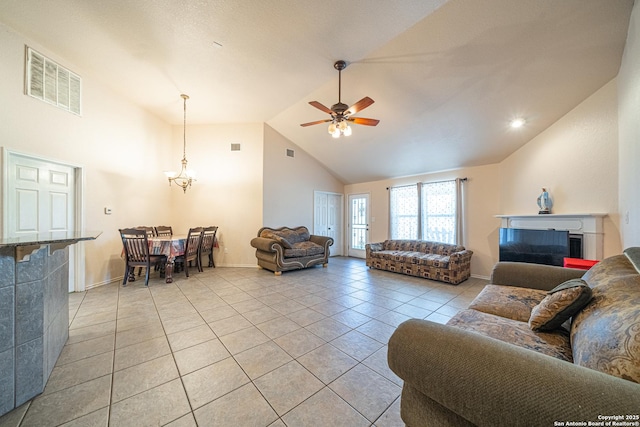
[388,249,640,426]
[250,226,333,275]
[366,240,473,284]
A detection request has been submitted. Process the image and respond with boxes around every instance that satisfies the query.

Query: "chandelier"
[164,94,196,193]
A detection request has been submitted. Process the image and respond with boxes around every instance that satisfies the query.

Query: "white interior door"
[348,193,369,258]
[5,151,78,291]
[314,191,344,256]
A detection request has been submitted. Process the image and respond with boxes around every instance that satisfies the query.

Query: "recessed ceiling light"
[510,118,526,128]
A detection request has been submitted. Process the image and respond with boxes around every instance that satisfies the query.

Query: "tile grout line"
[106,278,122,426]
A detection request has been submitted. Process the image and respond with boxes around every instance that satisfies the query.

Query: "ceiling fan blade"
[308,101,334,115]
[346,97,374,115]
[349,117,380,126]
[300,119,332,127]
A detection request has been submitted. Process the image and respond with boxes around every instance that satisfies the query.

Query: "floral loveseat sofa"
[250,226,333,275]
[388,249,640,426]
[365,240,473,284]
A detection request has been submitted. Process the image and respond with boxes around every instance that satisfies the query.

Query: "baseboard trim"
[216,263,259,268]
[84,276,121,290]
[471,273,490,281]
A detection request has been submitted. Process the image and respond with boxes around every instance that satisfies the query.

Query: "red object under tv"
[563,257,599,270]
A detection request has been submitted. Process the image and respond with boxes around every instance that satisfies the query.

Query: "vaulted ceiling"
[0,0,633,183]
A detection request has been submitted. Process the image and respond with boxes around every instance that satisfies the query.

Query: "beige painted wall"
[346,77,622,278]
[262,124,344,229]
[0,23,174,288]
[499,79,622,258]
[618,1,640,249]
[166,123,264,267]
[345,164,501,278]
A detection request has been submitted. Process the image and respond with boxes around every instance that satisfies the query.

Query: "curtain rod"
[387,177,467,190]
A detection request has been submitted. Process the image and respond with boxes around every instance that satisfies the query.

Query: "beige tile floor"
[0,257,487,427]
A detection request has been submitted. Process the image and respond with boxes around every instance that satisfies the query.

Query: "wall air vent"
[25,46,82,116]
[286,149,295,158]
[231,143,241,151]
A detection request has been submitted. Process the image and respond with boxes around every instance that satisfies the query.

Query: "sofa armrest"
[449,249,473,267]
[250,237,281,253]
[490,261,585,291]
[366,242,384,251]
[365,242,384,257]
[309,235,334,248]
[388,319,640,427]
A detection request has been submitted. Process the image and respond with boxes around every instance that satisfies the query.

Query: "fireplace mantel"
[495,213,606,260]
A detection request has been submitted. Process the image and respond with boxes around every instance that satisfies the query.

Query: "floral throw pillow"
[529,279,592,332]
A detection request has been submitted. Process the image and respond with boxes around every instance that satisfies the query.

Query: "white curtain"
[421,180,456,244]
[455,178,464,246]
[389,184,419,239]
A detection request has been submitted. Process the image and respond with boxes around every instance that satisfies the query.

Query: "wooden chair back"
[199,226,218,270]
[120,228,150,265]
[136,226,156,237]
[155,226,173,237]
[184,227,203,260]
[200,226,218,255]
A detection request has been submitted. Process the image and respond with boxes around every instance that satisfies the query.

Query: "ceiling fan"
[301,60,380,137]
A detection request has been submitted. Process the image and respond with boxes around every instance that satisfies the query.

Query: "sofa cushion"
[373,250,419,262]
[283,241,324,258]
[448,309,573,362]
[468,284,547,322]
[368,250,451,268]
[571,253,640,383]
[287,229,311,244]
[529,279,592,332]
[414,253,450,268]
[259,230,293,248]
[382,240,465,256]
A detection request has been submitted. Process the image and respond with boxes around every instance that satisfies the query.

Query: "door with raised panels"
[6,152,76,290]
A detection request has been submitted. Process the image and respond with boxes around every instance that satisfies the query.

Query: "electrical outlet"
[224,247,228,254]
[625,211,630,224]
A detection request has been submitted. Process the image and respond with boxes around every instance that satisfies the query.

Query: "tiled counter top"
[0,231,100,416]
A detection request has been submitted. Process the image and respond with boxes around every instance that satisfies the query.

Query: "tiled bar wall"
[0,245,69,416]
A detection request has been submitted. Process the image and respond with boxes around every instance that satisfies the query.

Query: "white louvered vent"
[25,46,82,116]
[231,143,241,151]
[286,149,295,158]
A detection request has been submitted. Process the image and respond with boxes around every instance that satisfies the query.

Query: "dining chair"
[198,226,218,271]
[134,226,158,276]
[175,227,203,278]
[119,228,166,286]
[155,226,173,237]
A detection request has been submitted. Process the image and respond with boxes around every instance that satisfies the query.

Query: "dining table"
[149,234,187,283]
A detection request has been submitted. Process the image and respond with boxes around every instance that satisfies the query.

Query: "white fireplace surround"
[495,213,606,261]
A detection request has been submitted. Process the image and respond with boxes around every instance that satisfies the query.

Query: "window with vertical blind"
[390,179,462,245]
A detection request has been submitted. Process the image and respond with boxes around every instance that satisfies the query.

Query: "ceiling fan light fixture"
[510,118,526,128]
[331,128,341,138]
[328,122,337,134]
[338,120,348,131]
[343,125,352,136]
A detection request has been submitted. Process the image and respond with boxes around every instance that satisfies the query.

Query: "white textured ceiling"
[0,0,633,183]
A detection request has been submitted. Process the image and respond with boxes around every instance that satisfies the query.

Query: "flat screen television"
[499,228,570,266]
